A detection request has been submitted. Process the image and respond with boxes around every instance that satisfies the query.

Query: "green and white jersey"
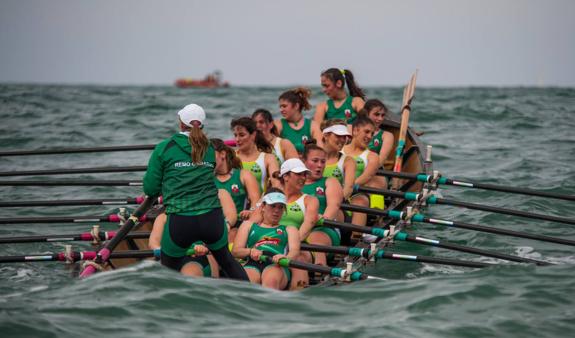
[241,152,267,192]
[215,169,247,213]
[143,132,220,215]
[302,177,327,215]
[323,152,347,185]
[246,223,289,256]
[279,194,307,229]
[273,137,285,164]
[343,149,370,178]
[326,96,357,124]
[368,129,384,154]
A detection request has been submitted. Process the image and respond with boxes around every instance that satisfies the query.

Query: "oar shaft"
[0,197,142,208]
[377,169,575,202]
[0,214,152,224]
[0,231,150,244]
[0,250,157,263]
[0,166,147,177]
[0,180,142,187]
[0,144,155,157]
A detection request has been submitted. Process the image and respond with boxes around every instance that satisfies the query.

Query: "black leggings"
[161,208,248,281]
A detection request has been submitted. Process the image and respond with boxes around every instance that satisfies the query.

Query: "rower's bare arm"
[281,138,299,160]
[286,226,300,260]
[218,189,237,228]
[378,131,395,167]
[313,101,327,125]
[148,212,167,249]
[273,119,283,135]
[311,121,324,148]
[266,154,281,188]
[355,152,380,186]
[231,220,252,259]
[299,195,319,241]
[342,157,357,199]
[352,97,365,113]
[241,169,261,208]
[323,177,343,220]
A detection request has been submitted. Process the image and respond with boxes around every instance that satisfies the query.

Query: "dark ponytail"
[252,108,279,136]
[321,68,365,100]
[278,87,312,111]
[358,99,388,117]
[211,138,242,170]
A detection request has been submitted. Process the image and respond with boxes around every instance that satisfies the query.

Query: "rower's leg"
[305,231,332,266]
[261,266,288,290]
[350,194,369,227]
[180,261,205,277]
[210,247,249,281]
[244,268,262,284]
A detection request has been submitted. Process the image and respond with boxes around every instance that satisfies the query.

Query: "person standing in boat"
[232,189,300,290]
[211,138,261,241]
[272,158,319,289]
[231,117,281,193]
[273,87,323,154]
[321,119,356,200]
[252,108,298,164]
[314,68,366,125]
[143,103,248,281]
[342,116,381,232]
[301,143,344,266]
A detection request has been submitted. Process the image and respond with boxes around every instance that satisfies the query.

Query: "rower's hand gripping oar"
[377,169,575,202]
[79,197,154,278]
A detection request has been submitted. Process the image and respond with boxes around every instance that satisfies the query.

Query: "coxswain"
[314,68,365,125]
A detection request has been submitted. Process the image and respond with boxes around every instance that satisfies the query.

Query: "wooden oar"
[377,170,575,202]
[0,196,160,208]
[320,218,548,265]
[0,231,150,244]
[258,255,371,281]
[0,214,153,224]
[0,180,142,186]
[0,249,157,263]
[391,70,418,189]
[341,203,575,247]
[79,197,154,278]
[355,186,575,226]
[300,244,492,268]
[0,165,147,177]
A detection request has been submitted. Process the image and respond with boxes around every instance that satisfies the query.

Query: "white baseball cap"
[322,124,351,136]
[178,104,206,127]
[279,158,310,177]
[262,192,287,205]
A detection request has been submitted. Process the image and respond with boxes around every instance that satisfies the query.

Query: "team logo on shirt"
[231,184,240,194]
[345,109,351,119]
[315,187,325,196]
[256,237,280,246]
[301,135,309,144]
[250,164,262,174]
[373,139,380,147]
[276,228,284,235]
[289,204,302,212]
[333,168,343,178]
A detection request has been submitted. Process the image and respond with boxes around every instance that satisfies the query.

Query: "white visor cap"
[178,104,206,127]
[279,158,310,177]
[322,124,351,136]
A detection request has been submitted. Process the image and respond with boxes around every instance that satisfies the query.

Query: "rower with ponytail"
[314,68,366,125]
[143,103,249,281]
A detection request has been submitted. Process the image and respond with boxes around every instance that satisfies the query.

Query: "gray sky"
[1,0,573,87]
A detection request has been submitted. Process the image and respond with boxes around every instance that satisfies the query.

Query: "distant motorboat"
[175,70,230,88]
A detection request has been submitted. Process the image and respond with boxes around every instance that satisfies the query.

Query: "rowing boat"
[104,110,430,285]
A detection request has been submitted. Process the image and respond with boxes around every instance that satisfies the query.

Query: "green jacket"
[143,132,220,215]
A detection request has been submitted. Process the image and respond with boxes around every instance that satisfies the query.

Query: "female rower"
[321,119,356,200]
[342,116,381,229]
[232,189,300,290]
[314,68,366,125]
[252,108,298,164]
[143,103,248,280]
[211,138,261,221]
[301,143,344,266]
[148,189,237,278]
[272,158,319,289]
[362,99,395,168]
[273,87,322,154]
[231,117,280,192]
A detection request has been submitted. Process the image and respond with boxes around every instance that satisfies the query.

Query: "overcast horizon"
[1,0,574,87]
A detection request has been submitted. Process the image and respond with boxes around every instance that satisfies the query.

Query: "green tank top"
[368,129,384,154]
[241,152,267,192]
[323,153,346,184]
[302,177,327,214]
[279,118,312,153]
[247,223,289,256]
[214,169,247,213]
[279,194,306,229]
[326,96,357,124]
[345,149,370,178]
